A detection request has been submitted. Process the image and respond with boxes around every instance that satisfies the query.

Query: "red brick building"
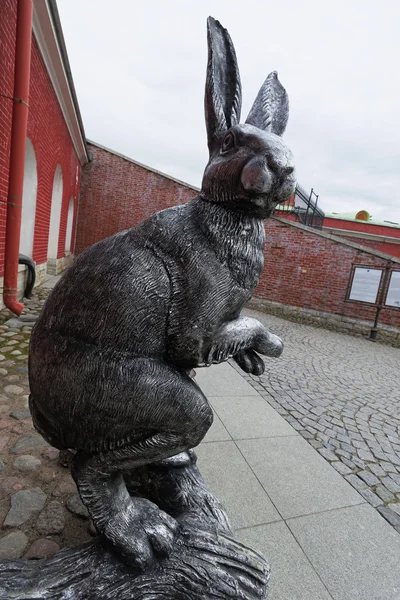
[257,218,400,331]
[322,212,400,259]
[0,0,87,309]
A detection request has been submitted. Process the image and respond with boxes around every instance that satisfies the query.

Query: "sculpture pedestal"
[0,452,270,599]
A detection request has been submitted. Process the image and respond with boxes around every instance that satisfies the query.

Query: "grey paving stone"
[331,461,353,476]
[210,395,296,440]
[238,522,333,600]
[377,507,400,528]
[13,455,41,472]
[382,477,400,494]
[196,441,280,529]
[4,487,47,527]
[241,308,400,533]
[287,503,400,600]
[358,488,383,508]
[10,409,31,421]
[309,439,323,449]
[0,531,29,559]
[369,463,386,477]
[66,494,89,519]
[357,470,380,486]
[318,447,337,462]
[9,434,48,454]
[237,436,363,519]
[3,384,24,395]
[357,449,376,462]
[388,503,400,516]
[375,485,396,504]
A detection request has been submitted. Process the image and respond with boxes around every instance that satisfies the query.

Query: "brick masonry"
[0,0,81,277]
[259,218,400,330]
[75,142,197,254]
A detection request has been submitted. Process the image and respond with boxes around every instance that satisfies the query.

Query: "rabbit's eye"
[221,133,235,153]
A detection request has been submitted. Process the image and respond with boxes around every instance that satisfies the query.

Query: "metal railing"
[274,185,324,229]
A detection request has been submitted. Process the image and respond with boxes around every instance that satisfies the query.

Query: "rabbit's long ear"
[205,17,242,153]
[246,71,289,136]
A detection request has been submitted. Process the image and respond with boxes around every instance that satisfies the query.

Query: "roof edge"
[32,0,88,165]
[322,227,400,244]
[325,213,400,230]
[272,217,400,264]
[86,139,201,193]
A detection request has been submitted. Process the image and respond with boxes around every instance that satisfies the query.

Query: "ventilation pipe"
[3,0,33,316]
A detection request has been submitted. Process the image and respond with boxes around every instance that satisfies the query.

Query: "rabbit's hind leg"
[71,361,213,570]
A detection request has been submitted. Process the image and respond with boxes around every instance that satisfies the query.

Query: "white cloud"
[57,0,400,222]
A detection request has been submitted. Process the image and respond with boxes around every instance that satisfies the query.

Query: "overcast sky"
[57,0,399,222]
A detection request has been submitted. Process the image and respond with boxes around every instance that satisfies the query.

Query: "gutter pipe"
[3,0,33,316]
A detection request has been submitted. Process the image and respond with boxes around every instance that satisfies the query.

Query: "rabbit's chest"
[216,235,264,290]
[203,216,265,291]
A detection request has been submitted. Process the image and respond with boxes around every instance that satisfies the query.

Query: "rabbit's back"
[32,227,172,359]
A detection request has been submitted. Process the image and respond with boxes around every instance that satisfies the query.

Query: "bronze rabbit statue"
[29,17,296,569]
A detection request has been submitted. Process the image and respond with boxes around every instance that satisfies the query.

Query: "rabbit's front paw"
[253,329,284,358]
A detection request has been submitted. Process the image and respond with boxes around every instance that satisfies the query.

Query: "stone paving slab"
[287,503,400,600]
[195,362,259,397]
[209,394,298,439]
[238,522,333,600]
[196,440,281,529]
[237,436,364,519]
[197,363,400,599]
[238,307,400,532]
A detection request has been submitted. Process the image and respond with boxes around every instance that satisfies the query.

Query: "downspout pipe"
[3,0,33,316]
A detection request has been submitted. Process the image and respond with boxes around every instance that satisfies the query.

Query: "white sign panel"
[385,271,400,307]
[349,267,382,303]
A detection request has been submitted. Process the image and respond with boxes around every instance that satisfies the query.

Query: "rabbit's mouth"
[243,195,279,219]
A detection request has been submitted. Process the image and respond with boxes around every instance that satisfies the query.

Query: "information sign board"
[385,271,400,307]
[349,267,382,304]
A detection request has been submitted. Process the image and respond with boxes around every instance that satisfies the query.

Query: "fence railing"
[274,185,324,229]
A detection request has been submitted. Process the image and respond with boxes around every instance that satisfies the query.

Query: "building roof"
[325,211,400,229]
[86,140,201,193]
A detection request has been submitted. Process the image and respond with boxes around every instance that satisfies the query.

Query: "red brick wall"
[0,0,81,275]
[257,219,400,327]
[340,237,400,260]
[0,0,16,271]
[75,143,197,254]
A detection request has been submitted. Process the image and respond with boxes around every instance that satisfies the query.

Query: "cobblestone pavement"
[0,288,93,560]
[239,308,400,533]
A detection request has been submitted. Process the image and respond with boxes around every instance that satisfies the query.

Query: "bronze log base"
[0,451,270,599]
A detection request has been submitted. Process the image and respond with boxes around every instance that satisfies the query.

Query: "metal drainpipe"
[3,0,33,316]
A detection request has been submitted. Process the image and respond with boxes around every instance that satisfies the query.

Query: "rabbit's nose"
[241,157,272,195]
